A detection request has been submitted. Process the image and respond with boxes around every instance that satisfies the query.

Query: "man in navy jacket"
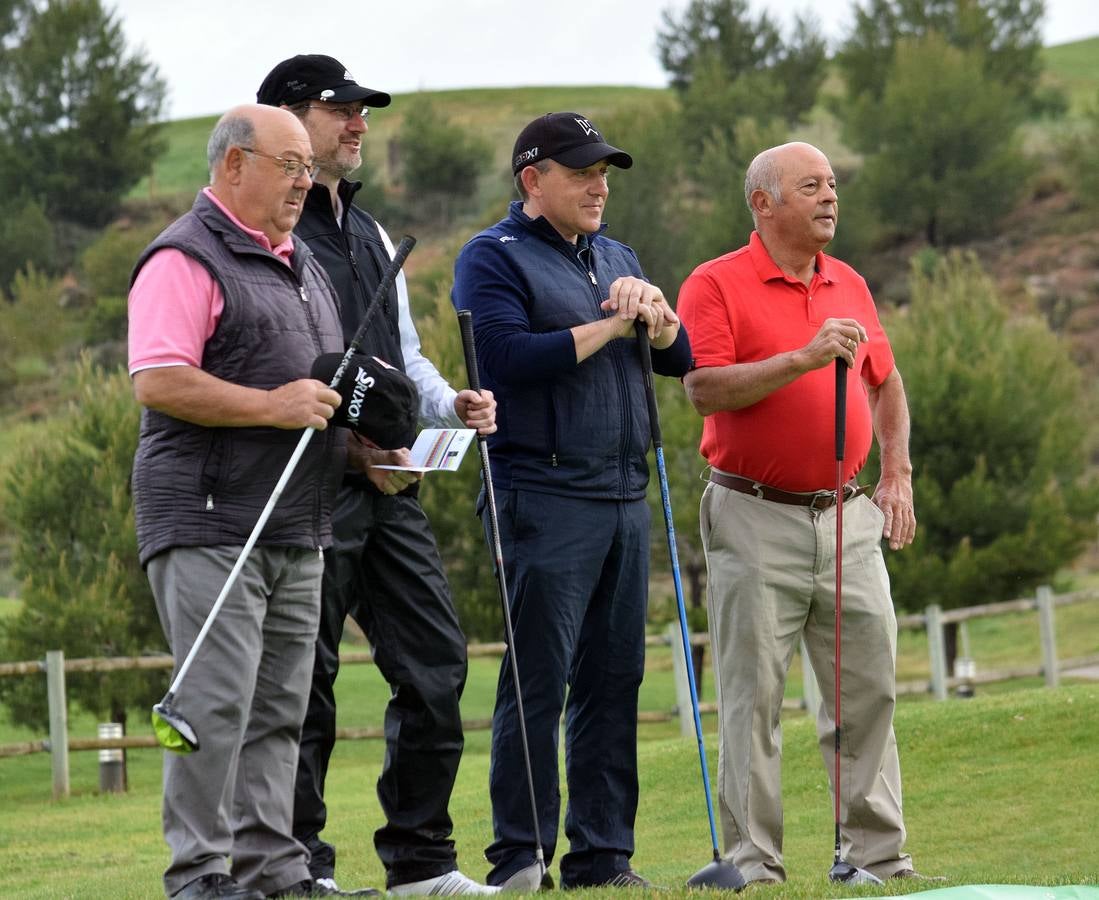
[452,112,692,891]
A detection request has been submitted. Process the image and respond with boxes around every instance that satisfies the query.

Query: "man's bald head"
[208,104,310,178]
[744,141,838,260]
[206,103,315,245]
[744,142,831,222]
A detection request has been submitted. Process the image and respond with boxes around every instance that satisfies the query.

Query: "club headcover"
[311,352,419,450]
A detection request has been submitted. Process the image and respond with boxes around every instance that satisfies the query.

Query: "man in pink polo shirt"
[677,142,927,886]
[128,104,364,899]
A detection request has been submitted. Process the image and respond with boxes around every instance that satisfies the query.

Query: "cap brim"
[553,142,633,170]
[316,85,392,107]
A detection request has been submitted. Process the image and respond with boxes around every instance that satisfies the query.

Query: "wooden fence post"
[926,605,948,701]
[667,623,694,738]
[800,639,821,717]
[46,650,70,799]
[1037,585,1059,689]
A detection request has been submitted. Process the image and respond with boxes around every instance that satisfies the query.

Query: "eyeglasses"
[239,148,317,179]
[301,104,370,123]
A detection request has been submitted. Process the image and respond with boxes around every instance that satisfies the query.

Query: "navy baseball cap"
[512,112,633,174]
[257,54,391,108]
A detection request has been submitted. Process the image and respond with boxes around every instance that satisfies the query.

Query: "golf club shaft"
[833,358,848,863]
[635,322,723,859]
[457,309,545,868]
[165,236,417,698]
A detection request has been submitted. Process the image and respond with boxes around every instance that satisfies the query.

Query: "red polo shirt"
[677,232,894,491]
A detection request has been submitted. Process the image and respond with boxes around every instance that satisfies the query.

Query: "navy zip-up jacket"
[452,201,691,500]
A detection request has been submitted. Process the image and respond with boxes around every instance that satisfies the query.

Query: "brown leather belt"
[708,470,868,511]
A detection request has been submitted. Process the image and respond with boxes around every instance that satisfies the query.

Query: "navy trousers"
[483,489,650,888]
[293,485,468,887]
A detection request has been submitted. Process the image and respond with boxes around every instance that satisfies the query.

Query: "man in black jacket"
[257,55,497,896]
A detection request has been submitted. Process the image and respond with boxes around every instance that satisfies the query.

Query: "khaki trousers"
[700,483,911,882]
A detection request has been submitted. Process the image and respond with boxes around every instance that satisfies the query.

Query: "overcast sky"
[108,0,1099,121]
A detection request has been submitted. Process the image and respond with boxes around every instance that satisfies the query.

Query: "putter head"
[687,857,747,892]
[828,861,883,886]
[151,697,199,753]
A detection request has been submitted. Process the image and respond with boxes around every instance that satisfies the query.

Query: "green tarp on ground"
[877,886,1098,900]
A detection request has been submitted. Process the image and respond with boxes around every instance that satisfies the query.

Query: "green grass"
[131,44,1099,202]
[129,85,666,201]
[1043,36,1099,113]
[1,681,1096,897]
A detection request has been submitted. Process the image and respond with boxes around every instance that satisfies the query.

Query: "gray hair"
[515,159,552,201]
[207,113,256,179]
[744,149,783,220]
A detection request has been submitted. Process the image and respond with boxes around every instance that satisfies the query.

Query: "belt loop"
[752,481,765,499]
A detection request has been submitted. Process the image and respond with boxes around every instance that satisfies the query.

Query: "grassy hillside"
[1043,35,1099,112]
[129,85,666,201]
[128,36,1099,209]
[1,682,1095,896]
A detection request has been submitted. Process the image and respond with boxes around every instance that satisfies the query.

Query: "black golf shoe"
[173,873,265,899]
[267,878,379,897]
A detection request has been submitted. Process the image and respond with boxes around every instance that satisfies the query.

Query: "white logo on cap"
[347,365,376,425]
[574,118,599,137]
[320,89,335,99]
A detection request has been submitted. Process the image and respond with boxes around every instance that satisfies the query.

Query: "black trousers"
[293,484,468,887]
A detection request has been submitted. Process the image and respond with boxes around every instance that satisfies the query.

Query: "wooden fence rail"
[2,586,1097,797]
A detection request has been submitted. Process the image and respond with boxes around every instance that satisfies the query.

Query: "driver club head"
[828,861,883,886]
[687,856,747,892]
[151,696,199,753]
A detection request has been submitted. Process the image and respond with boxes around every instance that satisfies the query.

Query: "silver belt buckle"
[809,490,837,511]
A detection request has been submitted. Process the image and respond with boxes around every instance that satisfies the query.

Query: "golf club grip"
[345,234,416,359]
[834,358,847,462]
[634,320,662,448]
[457,309,482,394]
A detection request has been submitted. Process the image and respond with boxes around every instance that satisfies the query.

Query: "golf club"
[634,322,746,892]
[826,357,883,886]
[152,235,417,754]
[456,309,547,888]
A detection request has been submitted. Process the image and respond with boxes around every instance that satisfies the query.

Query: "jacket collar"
[192,189,309,277]
[304,177,363,226]
[507,200,608,249]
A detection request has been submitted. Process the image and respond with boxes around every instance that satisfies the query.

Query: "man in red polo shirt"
[677,141,923,886]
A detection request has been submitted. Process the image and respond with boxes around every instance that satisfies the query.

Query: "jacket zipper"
[572,242,631,491]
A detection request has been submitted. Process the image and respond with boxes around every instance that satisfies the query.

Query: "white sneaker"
[317,879,341,891]
[498,863,547,893]
[389,871,501,896]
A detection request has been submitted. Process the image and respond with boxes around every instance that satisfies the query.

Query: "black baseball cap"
[511,112,633,174]
[311,352,419,450]
[257,54,391,108]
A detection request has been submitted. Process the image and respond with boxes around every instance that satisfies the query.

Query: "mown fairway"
[1,670,1096,898]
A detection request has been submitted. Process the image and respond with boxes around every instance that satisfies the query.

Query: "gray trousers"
[149,545,322,897]
[700,484,912,883]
